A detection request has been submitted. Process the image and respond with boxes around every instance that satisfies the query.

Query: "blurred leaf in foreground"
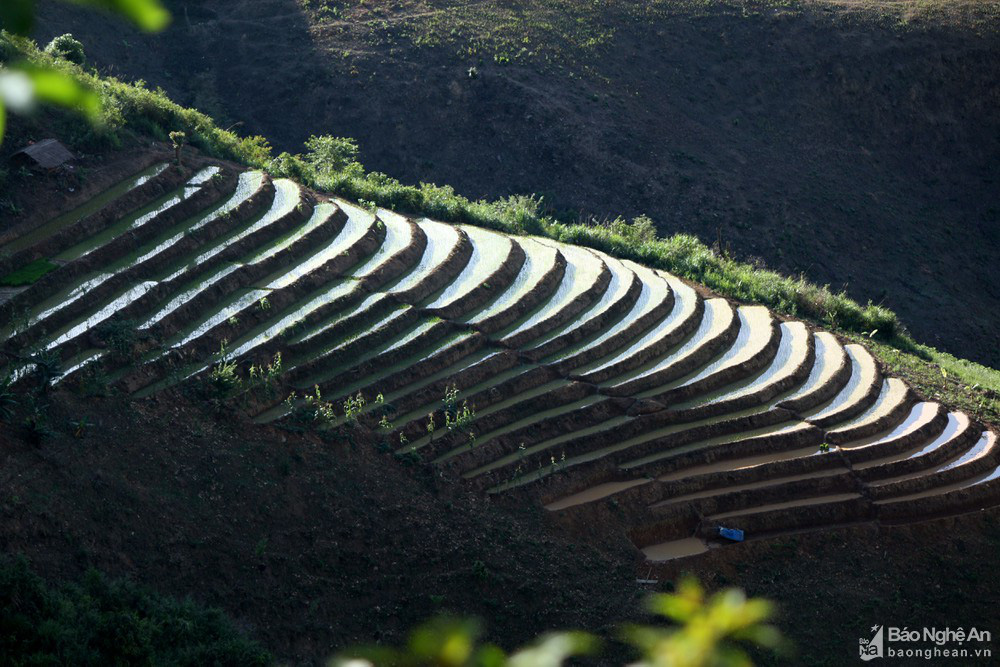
[0,0,169,144]
[0,64,101,141]
[68,0,171,32]
[331,615,597,667]
[622,577,785,667]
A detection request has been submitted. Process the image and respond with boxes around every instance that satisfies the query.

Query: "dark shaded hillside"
[33,0,1000,370]
[0,389,641,663]
[0,26,998,657]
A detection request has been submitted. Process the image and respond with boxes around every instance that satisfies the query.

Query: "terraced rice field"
[3,159,998,563]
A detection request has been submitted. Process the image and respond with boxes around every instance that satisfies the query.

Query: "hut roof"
[11,139,75,169]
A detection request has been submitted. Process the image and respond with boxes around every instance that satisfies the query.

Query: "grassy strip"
[850,333,1000,426]
[0,555,271,664]
[0,258,58,286]
[273,145,903,334]
[3,31,998,412]
[246,154,1000,414]
[0,32,272,173]
[0,32,902,344]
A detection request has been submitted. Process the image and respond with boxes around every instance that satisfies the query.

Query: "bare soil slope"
[0,390,641,663]
[34,0,1000,368]
[1,381,997,664]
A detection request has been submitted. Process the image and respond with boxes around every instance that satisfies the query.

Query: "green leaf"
[713,644,754,667]
[407,616,480,666]
[68,0,171,31]
[647,578,705,622]
[473,644,507,667]
[23,65,101,116]
[0,0,35,35]
[734,623,783,649]
[0,68,35,112]
[618,625,672,654]
[507,631,599,667]
[329,648,395,666]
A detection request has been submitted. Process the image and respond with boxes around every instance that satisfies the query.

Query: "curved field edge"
[1,32,998,426]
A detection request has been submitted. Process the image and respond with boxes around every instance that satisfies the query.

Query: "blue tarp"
[718,526,745,542]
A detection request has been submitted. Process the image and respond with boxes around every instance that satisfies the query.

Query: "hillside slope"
[34,0,1000,368]
[0,364,642,663]
[2,147,999,666]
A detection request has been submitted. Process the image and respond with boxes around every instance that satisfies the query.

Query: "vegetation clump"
[443,384,476,448]
[207,341,241,395]
[283,385,339,430]
[247,351,283,398]
[43,32,85,66]
[0,259,58,286]
[96,318,139,362]
[0,556,271,665]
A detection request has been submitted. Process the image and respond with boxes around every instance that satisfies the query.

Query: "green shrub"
[304,134,359,175]
[96,318,139,361]
[0,556,271,665]
[0,35,16,63]
[269,150,309,180]
[44,33,86,66]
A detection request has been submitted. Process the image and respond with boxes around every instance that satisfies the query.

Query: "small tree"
[44,33,86,66]
[169,130,186,166]
[303,135,359,176]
